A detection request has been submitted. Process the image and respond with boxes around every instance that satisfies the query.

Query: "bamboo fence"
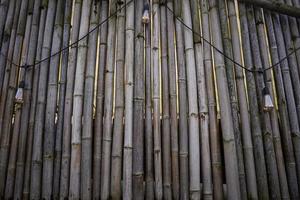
[1,0,300,199]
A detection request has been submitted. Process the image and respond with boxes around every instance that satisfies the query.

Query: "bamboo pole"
[160,3,172,199]
[200,0,224,198]
[247,5,282,199]
[0,0,28,197]
[93,0,108,199]
[0,0,16,92]
[166,1,179,199]
[110,0,125,199]
[217,0,248,198]
[182,1,201,199]
[209,0,242,198]
[227,0,258,198]
[13,0,42,198]
[151,1,163,199]
[145,1,154,199]
[238,3,270,199]
[271,11,300,197]
[30,0,57,198]
[173,0,189,199]
[0,0,20,142]
[80,1,99,199]
[42,0,64,198]
[69,0,92,198]
[132,0,145,198]
[4,0,33,197]
[52,0,72,199]
[100,0,117,198]
[0,0,9,48]
[123,0,135,199]
[240,0,300,17]
[22,1,48,199]
[217,1,248,198]
[189,0,213,198]
[110,5,125,197]
[256,8,291,199]
[60,0,82,198]
[264,11,298,199]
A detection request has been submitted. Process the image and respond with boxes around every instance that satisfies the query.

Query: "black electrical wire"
[165,5,300,73]
[0,0,299,74]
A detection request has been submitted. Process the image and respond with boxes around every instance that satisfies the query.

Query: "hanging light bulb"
[142,3,150,24]
[15,81,25,104]
[263,86,274,112]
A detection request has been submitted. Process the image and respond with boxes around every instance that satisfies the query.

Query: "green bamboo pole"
[0,0,9,47]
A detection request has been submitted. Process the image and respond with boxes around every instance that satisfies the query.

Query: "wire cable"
[165,5,300,73]
[0,0,133,69]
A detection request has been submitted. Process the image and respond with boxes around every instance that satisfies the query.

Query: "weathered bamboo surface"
[1,0,300,199]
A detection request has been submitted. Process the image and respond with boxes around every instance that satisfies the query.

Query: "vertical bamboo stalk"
[22,2,48,199]
[160,3,172,199]
[227,0,258,198]
[123,0,135,199]
[0,0,21,145]
[182,1,201,199]
[256,8,291,199]
[151,1,163,199]
[276,6,300,186]
[0,0,17,93]
[52,0,72,199]
[93,0,108,199]
[0,0,28,197]
[13,0,42,198]
[30,0,57,198]
[4,0,33,197]
[145,1,154,199]
[166,1,179,199]
[0,0,9,47]
[80,1,99,199]
[264,10,292,199]
[209,0,242,198]
[271,11,300,197]
[110,1,125,199]
[132,0,145,198]
[42,0,64,198]
[69,0,92,198]
[100,0,117,198]
[247,5,281,199]
[173,0,189,199]
[217,0,248,198]
[200,0,224,198]
[189,0,213,198]
[238,3,270,199]
[60,0,82,198]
